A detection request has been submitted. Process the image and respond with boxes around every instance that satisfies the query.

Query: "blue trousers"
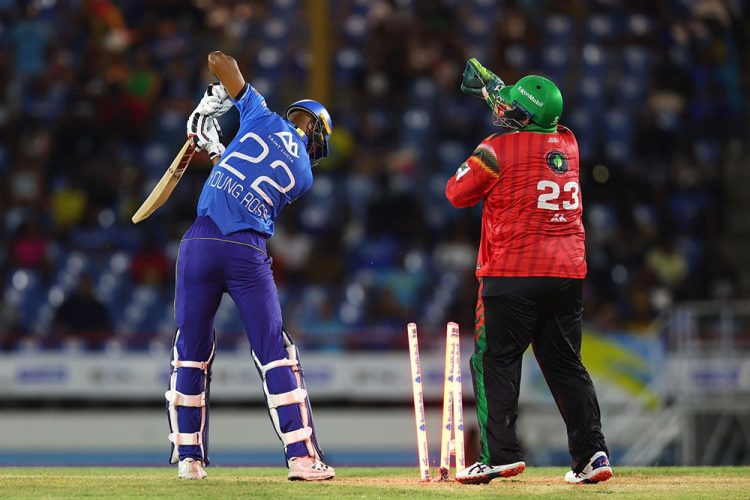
[172,216,308,462]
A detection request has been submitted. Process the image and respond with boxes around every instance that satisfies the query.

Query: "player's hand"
[460,58,504,99]
[186,111,225,159]
[196,82,233,117]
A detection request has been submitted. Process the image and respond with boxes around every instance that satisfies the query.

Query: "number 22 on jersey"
[217,132,296,206]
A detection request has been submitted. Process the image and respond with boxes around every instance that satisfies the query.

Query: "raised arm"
[207,51,246,98]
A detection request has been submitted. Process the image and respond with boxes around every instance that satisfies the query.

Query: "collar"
[287,120,309,146]
[523,122,556,133]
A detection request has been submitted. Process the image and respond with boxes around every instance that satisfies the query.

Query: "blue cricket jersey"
[197,83,313,237]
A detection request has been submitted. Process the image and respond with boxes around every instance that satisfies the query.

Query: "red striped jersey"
[445,126,586,278]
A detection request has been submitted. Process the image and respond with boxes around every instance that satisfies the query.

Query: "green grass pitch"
[1,466,749,498]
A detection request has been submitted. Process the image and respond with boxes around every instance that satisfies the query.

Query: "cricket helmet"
[284,99,332,167]
[494,75,563,130]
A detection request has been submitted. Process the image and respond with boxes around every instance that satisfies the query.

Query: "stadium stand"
[0,0,746,351]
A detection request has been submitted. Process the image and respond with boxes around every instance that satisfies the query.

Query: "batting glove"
[460,58,505,100]
[186,111,225,160]
[196,82,233,118]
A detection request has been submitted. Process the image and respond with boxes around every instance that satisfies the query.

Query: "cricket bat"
[132,137,197,224]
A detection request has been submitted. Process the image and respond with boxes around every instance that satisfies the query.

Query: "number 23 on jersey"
[536,180,580,210]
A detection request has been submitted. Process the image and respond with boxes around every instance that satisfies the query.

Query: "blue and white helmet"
[284,99,332,167]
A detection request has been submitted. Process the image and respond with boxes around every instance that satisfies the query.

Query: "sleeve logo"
[455,162,470,180]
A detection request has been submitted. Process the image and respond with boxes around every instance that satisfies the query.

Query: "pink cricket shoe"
[177,458,207,480]
[287,456,336,481]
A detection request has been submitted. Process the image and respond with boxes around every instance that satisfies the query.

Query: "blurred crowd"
[0,0,747,351]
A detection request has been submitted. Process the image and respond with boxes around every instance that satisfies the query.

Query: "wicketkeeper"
[166,51,334,481]
[446,58,612,485]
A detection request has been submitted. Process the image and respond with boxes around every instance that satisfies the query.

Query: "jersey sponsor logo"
[545,149,568,174]
[550,213,567,222]
[273,131,300,158]
[455,162,470,180]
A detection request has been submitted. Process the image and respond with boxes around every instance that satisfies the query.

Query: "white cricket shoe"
[455,461,526,485]
[287,456,335,481]
[177,458,207,480]
[564,451,613,484]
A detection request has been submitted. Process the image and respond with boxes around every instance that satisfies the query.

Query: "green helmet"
[494,75,563,131]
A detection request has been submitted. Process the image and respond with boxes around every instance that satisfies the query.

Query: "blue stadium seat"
[541,45,569,83]
[627,14,652,37]
[615,75,646,105]
[422,271,461,327]
[408,78,437,107]
[342,14,367,42]
[579,76,606,115]
[5,269,43,329]
[400,107,434,153]
[621,46,650,77]
[544,15,573,46]
[335,47,364,85]
[462,14,491,46]
[603,108,634,163]
[581,43,608,80]
[271,0,297,13]
[263,18,289,42]
[584,14,618,42]
[568,108,596,162]
[505,44,532,72]
[344,174,376,217]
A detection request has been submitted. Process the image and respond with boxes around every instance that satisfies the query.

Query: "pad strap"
[169,432,202,446]
[268,388,307,409]
[165,389,205,408]
[260,358,298,377]
[281,426,312,447]
[172,359,210,372]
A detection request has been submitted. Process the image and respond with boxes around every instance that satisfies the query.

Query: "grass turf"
[1,466,749,498]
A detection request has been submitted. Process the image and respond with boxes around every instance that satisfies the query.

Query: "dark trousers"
[471,277,608,471]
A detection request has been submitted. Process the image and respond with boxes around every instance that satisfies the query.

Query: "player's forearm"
[207,51,246,98]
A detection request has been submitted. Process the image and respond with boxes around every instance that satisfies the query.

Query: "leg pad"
[252,329,325,461]
[268,388,308,409]
[282,426,313,447]
[166,389,206,408]
[166,330,215,465]
[169,432,203,446]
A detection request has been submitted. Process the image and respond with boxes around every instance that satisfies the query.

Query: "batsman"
[447,59,612,485]
[165,51,334,481]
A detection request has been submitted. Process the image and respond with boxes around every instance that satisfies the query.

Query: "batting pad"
[166,330,215,465]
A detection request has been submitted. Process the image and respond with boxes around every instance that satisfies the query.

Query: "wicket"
[407,322,431,481]
[407,322,465,482]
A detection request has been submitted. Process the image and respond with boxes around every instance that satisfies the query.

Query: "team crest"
[545,150,568,174]
[274,131,299,158]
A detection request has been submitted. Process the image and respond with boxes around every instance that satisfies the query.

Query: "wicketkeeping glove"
[460,58,505,101]
[186,110,225,160]
[196,82,233,118]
